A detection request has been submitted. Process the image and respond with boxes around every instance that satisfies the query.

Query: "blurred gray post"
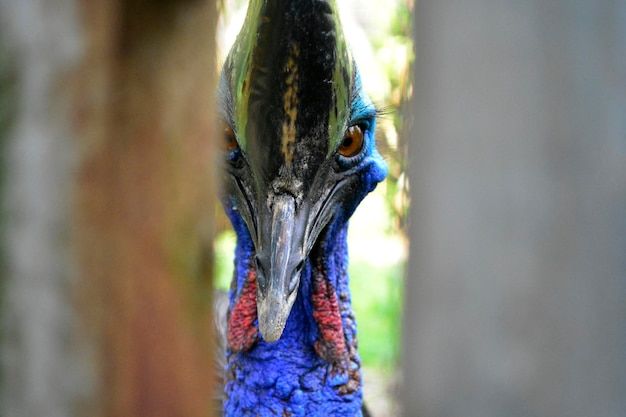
[1,2,84,416]
[404,1,626,417]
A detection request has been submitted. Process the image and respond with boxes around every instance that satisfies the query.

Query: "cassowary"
[216,0,388,415]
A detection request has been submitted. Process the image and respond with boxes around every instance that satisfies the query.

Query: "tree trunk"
[404,1,626,416]
[1,1,218,416]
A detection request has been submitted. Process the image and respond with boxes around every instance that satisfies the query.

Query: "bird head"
[218,0,387,343]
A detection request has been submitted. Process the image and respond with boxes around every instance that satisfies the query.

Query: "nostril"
[288,259,304,294]
[288,275,298,294]
[254,255,267,289]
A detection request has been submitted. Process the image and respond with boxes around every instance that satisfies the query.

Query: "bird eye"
[221,122,239,152]
[338,125,364,158]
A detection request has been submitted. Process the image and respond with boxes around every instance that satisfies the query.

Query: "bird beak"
[255,195,306,342]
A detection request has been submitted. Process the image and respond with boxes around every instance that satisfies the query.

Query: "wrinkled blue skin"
[221,88,388,416]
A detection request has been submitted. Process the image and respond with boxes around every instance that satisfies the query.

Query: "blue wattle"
[223,214,364,416]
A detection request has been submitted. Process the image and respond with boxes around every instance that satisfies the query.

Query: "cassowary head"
[218,0,387,343]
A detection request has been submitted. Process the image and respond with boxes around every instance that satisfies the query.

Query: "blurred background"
[1,1,625,417]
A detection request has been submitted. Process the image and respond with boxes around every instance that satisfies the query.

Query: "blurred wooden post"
[404,1,626,416]
[1,1,218,416]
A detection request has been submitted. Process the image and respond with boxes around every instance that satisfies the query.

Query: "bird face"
[218,0,388,342]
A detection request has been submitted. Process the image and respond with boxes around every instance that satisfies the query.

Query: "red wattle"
[227,269,259,352]
[311,265,346,363]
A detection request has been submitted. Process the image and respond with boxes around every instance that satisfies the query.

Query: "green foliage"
[370,1,413,234]
[214,230,237,291]
[350,260,403,370]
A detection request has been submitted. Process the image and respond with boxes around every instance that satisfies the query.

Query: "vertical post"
[404,1,626,416]
[1,1,218,416]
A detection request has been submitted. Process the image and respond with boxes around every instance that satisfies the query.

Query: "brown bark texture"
[1,1,218,416]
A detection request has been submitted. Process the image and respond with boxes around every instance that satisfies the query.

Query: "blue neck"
[223,215,364,416]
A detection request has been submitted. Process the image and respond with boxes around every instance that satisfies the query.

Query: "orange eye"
[338,125,364,157]
[221,122,238,151]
